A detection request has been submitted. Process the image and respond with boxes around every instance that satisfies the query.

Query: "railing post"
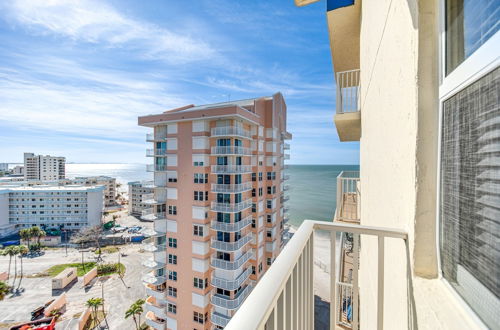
[336,72,341,114]
[330,230,337,330]
[336,176,342,220]
[377,236,385,330]
[352,234,360,330]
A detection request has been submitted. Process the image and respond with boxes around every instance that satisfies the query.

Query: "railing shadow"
[406,240,418,330]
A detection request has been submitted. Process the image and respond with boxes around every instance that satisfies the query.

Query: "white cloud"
[1,0,216,63]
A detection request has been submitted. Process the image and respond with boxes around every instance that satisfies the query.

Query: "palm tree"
[3,246,18,287]
[10,246,19,288]
[30,227,46,246]
[125,299,145,330]
[16,245,28,290]
[0,281,10,300]
[19,229,32,248]
[86,297,104,326]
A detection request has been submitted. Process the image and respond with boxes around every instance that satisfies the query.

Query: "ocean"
[66,164,359,228]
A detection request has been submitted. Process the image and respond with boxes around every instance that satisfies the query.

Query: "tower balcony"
[211,126,252,139]
[334,69,361,142]
[211,165,253,174]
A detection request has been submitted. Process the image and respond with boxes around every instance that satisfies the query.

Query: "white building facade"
[0,185,104,238]
[128,181,154,217]
[24,152,65,181]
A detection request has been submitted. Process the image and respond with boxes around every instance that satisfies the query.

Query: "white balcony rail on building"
[146,133,154,142]
[142,193,155,203]
[212,267,253,291]
[211,146,252,155]
[336,69,360,114]
[211,165,253,174]
[146,164,168,172]
[146,133,167,142]
[145,296,168,319]
[284,154,290,160]
[211,234,252,252]
[284,143,290,150]
[211,126,252,139]
[211,312,231,328]
[141,210,166,221]
[211,216,252,232]
[145,311,166,330]
[226,220,408,330]
[146,149,168,157]
[336,171,360,223]
[142,258,166,270]
[211,182,253,193]
[211,250,253,270]
[211,284,253,310]
[211,199,252,213]
[145,286,167,302]
[142,273,167,286]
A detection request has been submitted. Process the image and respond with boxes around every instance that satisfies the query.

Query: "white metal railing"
[145,297,168,319]
[337,282,354,327]
[211,284,253,310]
[142,193,155,202]
[211,182,253,193]
[142,258,166,270]
[211,146,252,155]
[336,171,360,223]
[211,126,252,139]
[211,312,231,328]
[211,199,252,213]
[145,286,167,301]
[336,69,360,114]
[211,234,252,252]
[226,220,408,330]
[142,273,167,286]
[284,143,290,150]
[145,312,166,330]
[211,216,252,232]
[211,165,252,174]
[212,267,253,291]
[146,133,154,141]
[142,227,166,237]
[146,164,168,172]
[146,149,167,157]
[284,154,290,160]
[141,211,166,221]
[283,184,290,191]
[211,250,253,270]
[282,174,290,180]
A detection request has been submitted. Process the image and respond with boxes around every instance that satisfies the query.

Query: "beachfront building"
[72,176,117,207]
[128,181,155,217]
[0,163,8,173]
[24,152,65,181]
[228,0,499,329]
[0,184,104,238]
[138,93,291,329]
[11,165,24,176]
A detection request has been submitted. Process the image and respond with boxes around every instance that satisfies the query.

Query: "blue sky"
[0,0,359,165]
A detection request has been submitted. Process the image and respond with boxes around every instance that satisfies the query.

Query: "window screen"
[440,67,499,328]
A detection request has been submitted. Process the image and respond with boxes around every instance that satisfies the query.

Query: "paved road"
[0,244,151,330]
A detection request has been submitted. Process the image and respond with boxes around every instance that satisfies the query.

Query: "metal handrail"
[211,216,252,232]
[211,199,252,213]
[211,267,253,291]
[211,182,253,193]
[336,69,361,114]
[211,250,253,270]
[211,165,253,174]
[211,126,252,139]
[211,146,252,155]
[211,234,252,252]
[226,220,407,330]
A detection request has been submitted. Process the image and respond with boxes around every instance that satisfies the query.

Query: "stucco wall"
[359,0,419,328]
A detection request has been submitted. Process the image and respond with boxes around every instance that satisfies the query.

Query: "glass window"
[446,0,500,74]
[440,68,499,328]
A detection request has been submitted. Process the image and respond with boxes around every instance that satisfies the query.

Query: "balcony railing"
[142,258,166,270]
[284,143,290,150]
[336,171,360,223]
[145,296,168,320]
[145,312,166,330]
[284,154,290,160]
[226,220,407,330]
[145,286,167,302]
[211,126,252,139]
[211,234,252,252]
[211,182,253,193]
[146,164,168,172]
[211,284,253,310]
[141,210,166,222]
[146,133,167,142]
[211,146,252,156]
[211,165,252,174]
[211,267,253,291]
[211,216,252,232]
[211,199,252,213]
[211,250,253,270]
[211,312,231,328]
[146,149,168,157]
[142,273,167,286]
[336,69,360,114]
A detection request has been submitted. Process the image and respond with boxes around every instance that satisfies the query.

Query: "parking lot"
[0,214,154,330]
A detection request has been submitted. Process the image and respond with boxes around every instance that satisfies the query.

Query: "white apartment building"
[11,165,24,176]
[0,163,8,172]
[0,184,104,238]
[72,176,117,207]
[24,152,65,181]
[128,181,154,217]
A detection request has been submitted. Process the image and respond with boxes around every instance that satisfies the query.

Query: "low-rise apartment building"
[137,93,291,329]
[128,181,155,217]
[24,152,65,181]
[72,176,117,207]
[0,184,104,238]
[228,0,499,329]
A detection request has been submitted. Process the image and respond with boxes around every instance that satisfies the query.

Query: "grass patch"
[47,262,96,277]
[94,246,119,255]
[97,263,125,276]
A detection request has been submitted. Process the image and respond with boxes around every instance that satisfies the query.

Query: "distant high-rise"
[24,152,65,181]
[138,93,291,329]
